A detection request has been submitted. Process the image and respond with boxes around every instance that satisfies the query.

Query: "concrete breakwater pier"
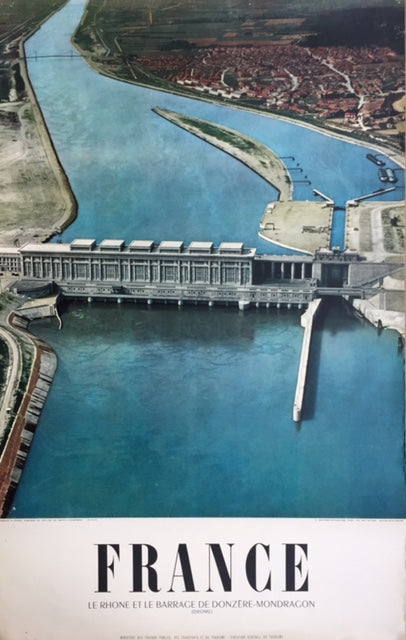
[293,299,322,422]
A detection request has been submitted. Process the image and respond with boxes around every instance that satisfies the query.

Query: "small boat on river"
[367,153,385,166]
[386,168,397,183]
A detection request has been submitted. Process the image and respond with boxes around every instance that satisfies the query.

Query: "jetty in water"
[153,108,293,201]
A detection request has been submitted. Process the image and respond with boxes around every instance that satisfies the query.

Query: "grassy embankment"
[153,107,292,200]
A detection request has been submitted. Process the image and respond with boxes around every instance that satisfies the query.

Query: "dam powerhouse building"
[0,239,401,310]
[0,239,402,425]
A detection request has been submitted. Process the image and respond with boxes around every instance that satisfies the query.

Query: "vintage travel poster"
[0,0,405,638]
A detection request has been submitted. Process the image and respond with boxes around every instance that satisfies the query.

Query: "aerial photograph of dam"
[0,0,404,519]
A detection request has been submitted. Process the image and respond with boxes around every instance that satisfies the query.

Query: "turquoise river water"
[11,0,405,518]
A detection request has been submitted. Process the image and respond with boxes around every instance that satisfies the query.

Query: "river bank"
[0,1,72,516]
[0,10,77,248]
[73,35,405,172]
[0,303,57,518]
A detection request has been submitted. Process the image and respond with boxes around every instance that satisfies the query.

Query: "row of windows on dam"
[20,259,316,285]
[0,240,368,290]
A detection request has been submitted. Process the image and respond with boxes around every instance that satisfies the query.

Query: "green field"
[74,0,307,62]
[74,0,403,59]
[0,0,66,41]
[75,0,314,62]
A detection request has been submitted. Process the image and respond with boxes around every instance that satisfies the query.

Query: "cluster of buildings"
[135,43,404,132]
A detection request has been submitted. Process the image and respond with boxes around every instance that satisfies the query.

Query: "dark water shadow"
[33,298,302,349]
[301,297,347,421]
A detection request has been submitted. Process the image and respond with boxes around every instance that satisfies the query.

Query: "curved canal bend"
[11,0,406,518]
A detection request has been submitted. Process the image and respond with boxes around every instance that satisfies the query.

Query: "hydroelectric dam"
[0,239,402,423]
[1,239,400,309]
